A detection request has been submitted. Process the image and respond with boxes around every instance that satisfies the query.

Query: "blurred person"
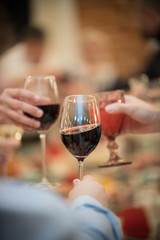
[0,26,52,91]
[105,94,160,134]
[67,29,117,93]
[139,0,160,80]
[0,88,51,131]
[0,3,14,56]
[111,0,160,92]
[0,175,122,240]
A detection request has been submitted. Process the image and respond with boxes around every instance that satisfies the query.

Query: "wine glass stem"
[108,138,118,161]
[40,133,47,182]
[78,160,83,180]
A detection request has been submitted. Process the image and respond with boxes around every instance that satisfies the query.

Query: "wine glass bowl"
[96,90,132,167]
[24,76,59,133]
[60,95,101,180]
[24,75,60,188]
[25,104,60,133]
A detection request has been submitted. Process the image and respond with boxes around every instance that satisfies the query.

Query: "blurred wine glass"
[0,124,23,177]
[24,75,60,189]
[95,90,132,167]
[60,95,101,180]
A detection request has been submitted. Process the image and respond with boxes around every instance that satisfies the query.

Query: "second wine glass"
[24,75,60,188]
[96,90,132,167]
[60,95,101,180]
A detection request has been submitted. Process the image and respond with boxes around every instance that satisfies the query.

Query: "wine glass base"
[37,178,61,190]
[98,160,132,168]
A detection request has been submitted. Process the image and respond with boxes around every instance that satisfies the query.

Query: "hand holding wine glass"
[0,88,51,130]
[68,175,108,208]
[105,94,160,134]
[60,95,101,180]
[24,76,60,188]
[96,90,131,167]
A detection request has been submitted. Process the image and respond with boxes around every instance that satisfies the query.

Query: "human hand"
[0,88,50,130]
[105,95,160,134]
[68,175,108,207]
[0,139,20,155]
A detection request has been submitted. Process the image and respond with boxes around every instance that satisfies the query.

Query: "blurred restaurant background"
[0,0,160,239]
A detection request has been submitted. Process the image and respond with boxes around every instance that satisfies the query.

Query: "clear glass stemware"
[24,75,60,188]
[95,90,132,167]
[60,95,101,180]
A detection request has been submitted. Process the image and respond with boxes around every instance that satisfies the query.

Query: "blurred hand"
[0,139,20,156]
[68,175,108,208]
[0,88,50,130]
[105,95,160,134]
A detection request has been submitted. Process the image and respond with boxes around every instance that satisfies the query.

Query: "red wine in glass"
[100,108,124,139]
[96,90,132,167]
[61,124,101,162]
[60,95,101,180]
[25,104,60,132]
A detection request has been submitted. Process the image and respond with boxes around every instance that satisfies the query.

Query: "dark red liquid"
[25,104,60,131]
[61,124,101,161]
[100,108,125,139]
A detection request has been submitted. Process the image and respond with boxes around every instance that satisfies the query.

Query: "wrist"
[71,195,103,209]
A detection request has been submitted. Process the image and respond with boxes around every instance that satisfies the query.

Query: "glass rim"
[64,94,97,103]
[24,75,56,81]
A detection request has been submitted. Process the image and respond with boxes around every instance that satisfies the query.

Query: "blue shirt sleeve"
[71,195,122,240]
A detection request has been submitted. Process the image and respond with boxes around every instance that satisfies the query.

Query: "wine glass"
[60,95,101,180]
[95,90,132,167]
[0,124,23,177]
[24,76,60,188]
